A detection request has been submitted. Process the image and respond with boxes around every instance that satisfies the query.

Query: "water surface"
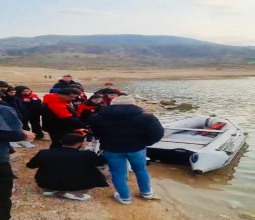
[121,78,255,219]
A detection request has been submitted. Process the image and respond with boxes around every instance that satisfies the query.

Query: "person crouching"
[26,133,109,201]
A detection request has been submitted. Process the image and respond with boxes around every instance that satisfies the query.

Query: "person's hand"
[24,131,35,140]
[74,129,89,136]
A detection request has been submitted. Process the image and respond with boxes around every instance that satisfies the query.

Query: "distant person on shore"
[89,96,164,204]
[42,88,86,149]
[0,105,34,220]
[94,83,121,96]
[52,75,80,89]
[49,75,52,79]
[26,133,109,201]
[103,90,119,105]
[77,95,103,125]
[2,87,33,148]
[15,86,44,140]
[0,81,9,92]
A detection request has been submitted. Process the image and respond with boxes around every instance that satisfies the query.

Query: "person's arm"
[49,103,86,129]
[0,130,27,142]
[80,109,92,123]
[144,114,164,146]
[84,151,106,166]
[26,152,42,169]
[89,115,100,138]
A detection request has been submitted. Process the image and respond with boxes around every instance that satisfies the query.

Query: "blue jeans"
[103,149,151,200]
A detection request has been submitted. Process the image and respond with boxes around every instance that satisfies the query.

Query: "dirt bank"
[1,66,255,93]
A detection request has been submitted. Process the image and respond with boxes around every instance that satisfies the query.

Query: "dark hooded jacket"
[89,105,164,153]
[52,80,80,89]
[15,86,42,116]
[0,105,26,180]
[42,93,85,133]
[2,93,27,121]
[26,148,108,191]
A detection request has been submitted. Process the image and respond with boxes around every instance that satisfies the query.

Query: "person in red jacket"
[42,88,87,149]
[15,86,44,140]
[77,95,103,125]
[69,84,87,110]
[103,90,119,106]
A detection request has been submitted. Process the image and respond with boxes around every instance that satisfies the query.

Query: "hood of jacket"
[14,86,30,96]
[98,105,143,119]
[43,93,69,104]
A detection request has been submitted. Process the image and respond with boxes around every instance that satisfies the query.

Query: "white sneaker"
[61,193,91,201]
[140,189,154,199]
[10,142,23,148]
[113,192,131,205]
[42,191,59,196]
[20,141,35,148]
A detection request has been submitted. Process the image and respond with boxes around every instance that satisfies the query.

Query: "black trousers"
[0,163,14,220]
[23,115,44,135]
[48,132,64,149]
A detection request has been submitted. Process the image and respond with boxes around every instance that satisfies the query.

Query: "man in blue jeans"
[90,96,164,204]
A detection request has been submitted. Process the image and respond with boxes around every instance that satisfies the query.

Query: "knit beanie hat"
[110,96,136,105]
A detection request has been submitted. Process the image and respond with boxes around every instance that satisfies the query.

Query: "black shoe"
[35,133,44,139]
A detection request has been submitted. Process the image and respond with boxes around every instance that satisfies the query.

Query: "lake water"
[120,78,255,220]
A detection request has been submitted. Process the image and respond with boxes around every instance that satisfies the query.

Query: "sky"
[0,0,255,45]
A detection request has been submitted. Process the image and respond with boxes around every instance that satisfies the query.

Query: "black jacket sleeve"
[80,109,92,124]
[144,114,164,146]
[83,151,106,166]
[0,130,26,142]
[26,152,42,169]
[88,115,100,138]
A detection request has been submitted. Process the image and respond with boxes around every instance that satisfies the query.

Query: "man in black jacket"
[42,88,86,149]
[26,134,108,201]
[0,105,34,220]
[52,75,80,89]
[0,81,9,92]
[89,96,164,204]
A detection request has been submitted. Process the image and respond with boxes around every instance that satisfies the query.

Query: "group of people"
[0,74,164,220]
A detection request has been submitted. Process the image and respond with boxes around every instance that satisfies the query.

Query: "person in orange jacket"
[42,88,87,149]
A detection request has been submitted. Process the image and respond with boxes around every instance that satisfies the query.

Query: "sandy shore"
[10,138,177,220]
[1,66,255,92]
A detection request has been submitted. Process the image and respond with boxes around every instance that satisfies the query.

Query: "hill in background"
[1,34,255,70]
